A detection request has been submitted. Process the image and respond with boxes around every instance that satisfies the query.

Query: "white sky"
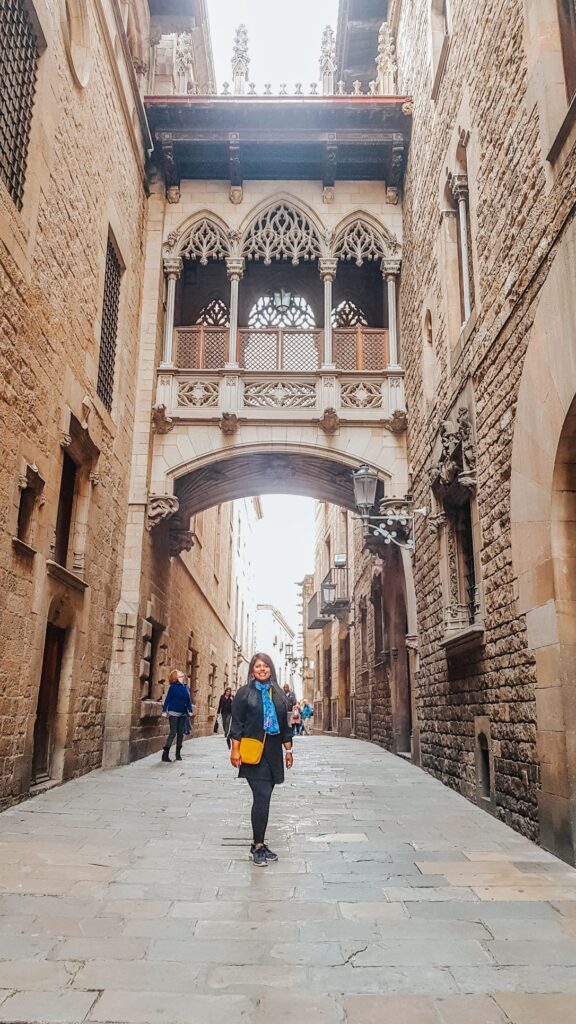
[247,495,316,639]
[208,0,339,91]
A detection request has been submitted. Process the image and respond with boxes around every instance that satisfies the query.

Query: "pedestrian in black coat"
[230,653,293,866]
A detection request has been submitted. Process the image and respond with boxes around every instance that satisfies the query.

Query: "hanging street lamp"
[352,464,427,551]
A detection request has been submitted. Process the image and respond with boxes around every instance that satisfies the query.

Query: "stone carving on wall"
[243,380,317,408]
[175,33,194,76]
[151,404,174,434]
[147,495,180,531]
[340,381,382,409]
[169,526,194,557]
[242,203,323,266]
[333,218,400,266]
[319,408,340,434]
[219,412,239,434]
[177,381,220,408]
[180,219,231,265]
[382,409,408,433]
[430,406,477,505]
[374,21,397,96]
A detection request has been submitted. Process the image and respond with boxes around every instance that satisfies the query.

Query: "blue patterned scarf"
[254,680,280,735]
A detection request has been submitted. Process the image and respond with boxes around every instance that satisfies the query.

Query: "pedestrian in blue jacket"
[162,669,193,762]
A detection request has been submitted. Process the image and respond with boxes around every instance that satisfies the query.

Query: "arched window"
[196,298,230,326]
[248,292,315,328]
[331,300,368,328]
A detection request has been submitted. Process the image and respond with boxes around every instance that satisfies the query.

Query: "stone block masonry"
[393,0,576,849]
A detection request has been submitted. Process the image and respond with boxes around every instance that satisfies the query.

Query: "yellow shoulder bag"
[239,687,271,764]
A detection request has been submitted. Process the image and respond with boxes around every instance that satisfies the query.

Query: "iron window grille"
[0,0,39,210]
[97,238,122,412]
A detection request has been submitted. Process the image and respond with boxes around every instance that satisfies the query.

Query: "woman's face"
[253,659,271,681]
[224,688,232,698]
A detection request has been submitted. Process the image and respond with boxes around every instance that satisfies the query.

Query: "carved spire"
[232,24,250,96]
[375,21,397,96]
[320,25,336,95]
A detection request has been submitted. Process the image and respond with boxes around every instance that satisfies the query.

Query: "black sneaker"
[250,846,268,867]
[262,844,278,862]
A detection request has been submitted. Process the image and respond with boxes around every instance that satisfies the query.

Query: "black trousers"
[247,776,275,845]
[165,715,185,752]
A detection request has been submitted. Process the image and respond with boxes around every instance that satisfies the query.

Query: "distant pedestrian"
[162,669,193,762]
[230,653,293,866]
[282,682,297,711]
[290,701,302,736]
[301,701,314,735]
[217,686,233,748]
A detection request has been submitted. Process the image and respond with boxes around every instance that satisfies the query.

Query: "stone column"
[160,256,182,368]
[319,258,338,369]
[382,258,401,369]
[452,174,472,323]
[225,257,245,368]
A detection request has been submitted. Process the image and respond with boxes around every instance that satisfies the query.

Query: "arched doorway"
[510,217,576,863]
[32,623,66,784]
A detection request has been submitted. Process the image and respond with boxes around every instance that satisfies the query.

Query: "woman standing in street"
[161,669,193,762]
[217,686,233,748]
[230,653,293,866]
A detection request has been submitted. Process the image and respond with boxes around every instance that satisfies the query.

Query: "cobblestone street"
[1,736,576,1022]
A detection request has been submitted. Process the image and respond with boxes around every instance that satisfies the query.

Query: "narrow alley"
[0,737,575,1022]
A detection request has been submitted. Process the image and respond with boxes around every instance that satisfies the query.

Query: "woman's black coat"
[230,681,293,744]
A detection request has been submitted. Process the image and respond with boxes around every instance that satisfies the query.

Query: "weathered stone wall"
[0,0,148,805]
[393,0,576,842]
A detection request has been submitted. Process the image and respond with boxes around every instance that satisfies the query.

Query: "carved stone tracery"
[242,203,323,266]
[179,219,231,265]
[334,219,400,266]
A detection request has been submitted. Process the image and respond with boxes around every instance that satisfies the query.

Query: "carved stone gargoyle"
[219,412,239,435]
[169,526,194,557]
[147,494,180,531]
[151,404,174,434]
[319,408,340,434]
[382,409,407,433]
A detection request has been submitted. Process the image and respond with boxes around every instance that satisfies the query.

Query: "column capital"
[448,172,469,203]
[226,256,245,281]
[319,257,338,282]
[382,257,402,278]
[163,255,183,279]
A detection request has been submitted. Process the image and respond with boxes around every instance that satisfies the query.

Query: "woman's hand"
[230,740,241,768]
[285,749,293,770]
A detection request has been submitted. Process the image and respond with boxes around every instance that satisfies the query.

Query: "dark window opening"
[359,601,368,664]
[97,237,122,412]
[477,732,491,798]
[54,452,77,568]
[558,0,576,103]
[0,0,39,210]
[458,501,477,623]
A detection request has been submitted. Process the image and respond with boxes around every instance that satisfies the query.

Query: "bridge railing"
[173,326,390,371]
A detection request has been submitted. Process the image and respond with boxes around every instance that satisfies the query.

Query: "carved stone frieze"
[243,380,316,409]
[151,403,175,434]
[340,381,382,409]
[147,494,180,531]
[242,203,322,266]
[177,381,220,408]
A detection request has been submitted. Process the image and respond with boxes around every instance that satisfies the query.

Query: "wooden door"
[32,624,65,782]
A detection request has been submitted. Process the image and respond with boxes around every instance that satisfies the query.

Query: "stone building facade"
[331,0,576,862]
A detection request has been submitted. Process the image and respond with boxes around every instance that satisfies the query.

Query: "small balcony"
[307,591,332,631]
[173,325,390,372]
[320,566,350,617]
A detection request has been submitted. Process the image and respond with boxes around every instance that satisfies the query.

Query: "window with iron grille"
[0,0,39,210]
[97,237,122,412]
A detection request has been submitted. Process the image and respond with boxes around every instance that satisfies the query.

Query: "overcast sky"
[209,0,339,91]
[248,495,316,644]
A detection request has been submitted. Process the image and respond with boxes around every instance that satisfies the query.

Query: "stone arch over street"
[510,217,576,864]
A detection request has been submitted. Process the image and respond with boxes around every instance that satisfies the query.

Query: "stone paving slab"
[1,735,576,1021]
